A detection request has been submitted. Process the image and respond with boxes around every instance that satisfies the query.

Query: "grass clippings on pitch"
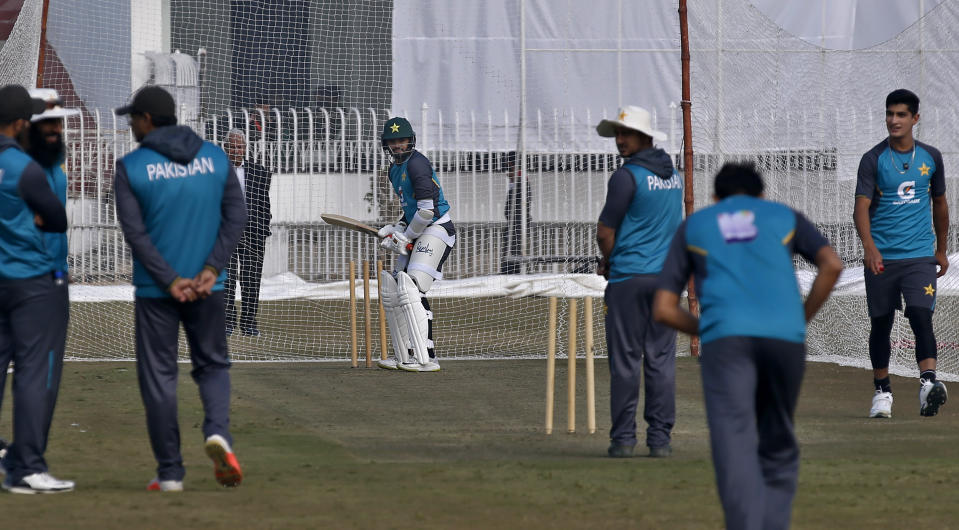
[0,358,957,529]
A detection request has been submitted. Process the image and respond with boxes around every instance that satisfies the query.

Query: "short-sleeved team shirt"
[658,195,829,345]
[855,139,945,260]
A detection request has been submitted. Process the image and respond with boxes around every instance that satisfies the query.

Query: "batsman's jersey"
[0,145,55,279]
[119,142,230,297]
[658,195,829,344]
[388,150,450,224]
[43,163,68,272]
[855,139,944,260]
[606,162,683,282]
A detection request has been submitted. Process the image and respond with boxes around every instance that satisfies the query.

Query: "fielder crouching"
[377,117,455,373]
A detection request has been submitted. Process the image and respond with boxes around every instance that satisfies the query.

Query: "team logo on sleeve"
[717,210,757,243]
[897,181,915,200]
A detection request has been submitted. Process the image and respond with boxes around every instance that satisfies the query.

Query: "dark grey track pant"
[135,291,233,481]
[701,336,805,530]
[0,273,68,482]
[605,275,677,448]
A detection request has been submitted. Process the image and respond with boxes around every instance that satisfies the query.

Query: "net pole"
[36,0,50,87]
[679,0,700,357]
[519,0,528,273]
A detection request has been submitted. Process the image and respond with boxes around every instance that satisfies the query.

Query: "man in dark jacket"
[223,128,272,336]
[114,86,247,492]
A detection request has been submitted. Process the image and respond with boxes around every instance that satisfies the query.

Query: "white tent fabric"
[750,0,942,50]
[391,0,943,151]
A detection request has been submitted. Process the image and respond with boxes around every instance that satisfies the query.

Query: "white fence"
[59,104,959,284]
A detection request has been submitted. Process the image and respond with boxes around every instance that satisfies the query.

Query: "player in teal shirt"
[115,86,246,491]
[854,89,949,418]
[376,117,456,372]
[654,162,841,530]
[595,106,683,458]
[26,89,79,277]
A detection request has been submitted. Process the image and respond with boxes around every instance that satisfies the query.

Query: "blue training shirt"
[658,195,829,344]
[118,140,231,297]
[43,163,69,272]
[388,150,450,224]
[598,149,683,281]
[855,139,945,260]
[0,143,56,279]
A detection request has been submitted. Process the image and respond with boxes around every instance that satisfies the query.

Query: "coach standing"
[26,88,79,278]
[114,86,246,491]
[653,163,842,530]
[595,106,683,458]
[0,85,73,494]
[223,128,272,336]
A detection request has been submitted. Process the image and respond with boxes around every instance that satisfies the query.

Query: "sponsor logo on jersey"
[893,180,920,205]
[717,210,758,243]
[647,173,682,191]
[145,157,216,182]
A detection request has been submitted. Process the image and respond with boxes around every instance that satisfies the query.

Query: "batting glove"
[380,229,413,255]
[377,221,407,238]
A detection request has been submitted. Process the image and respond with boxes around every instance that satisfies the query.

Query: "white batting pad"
[379,270,411,365]
[406,231,451,293]
[397,271,430,365]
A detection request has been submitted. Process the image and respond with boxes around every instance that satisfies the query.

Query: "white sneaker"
[420,360,441,372]
[920,379,948,417]
[2,472,75,494]
[376,358,399,370]
[147,477,183,492]
[869,390,893,418]
[398,360,441,372]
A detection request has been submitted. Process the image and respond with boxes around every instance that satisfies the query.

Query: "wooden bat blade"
[321,213,380,237]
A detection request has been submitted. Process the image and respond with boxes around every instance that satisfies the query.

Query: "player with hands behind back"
[114,86,247,491]
[376,117,456,372]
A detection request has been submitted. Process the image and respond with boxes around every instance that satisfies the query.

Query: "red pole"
[679,0,700,357]
[36,0,51,88]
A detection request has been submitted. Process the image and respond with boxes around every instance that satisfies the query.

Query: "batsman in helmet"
[377,117,456,372]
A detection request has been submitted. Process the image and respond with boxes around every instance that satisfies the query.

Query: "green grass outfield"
[1,358,957,528]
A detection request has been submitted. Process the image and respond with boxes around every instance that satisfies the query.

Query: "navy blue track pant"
[135,291,232,481]
[0,273,68,482]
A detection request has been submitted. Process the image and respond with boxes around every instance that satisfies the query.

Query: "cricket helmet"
[381,116,416,163]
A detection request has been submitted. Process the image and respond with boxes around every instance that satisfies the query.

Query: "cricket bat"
[320,213,381,238]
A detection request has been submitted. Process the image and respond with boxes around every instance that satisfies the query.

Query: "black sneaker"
[241,327,260,337]
[648,445,672,458]
[920,380,948,417]
[225,324,234,337]
[607,443,635,458]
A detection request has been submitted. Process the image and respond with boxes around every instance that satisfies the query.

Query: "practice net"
[688,0,959,379]
[3,0,958,380]
[19,0,609,363]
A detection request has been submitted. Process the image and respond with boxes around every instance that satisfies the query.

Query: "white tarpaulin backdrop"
[392,0,943,151]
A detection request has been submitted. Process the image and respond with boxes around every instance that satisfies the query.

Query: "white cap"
[596,105,666,142]
[29,88,80,122]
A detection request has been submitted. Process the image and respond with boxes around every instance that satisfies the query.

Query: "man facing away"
[854,88,949,418]
[595,106,683,458]
[114,86,246,491]
[654,162,842,530]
